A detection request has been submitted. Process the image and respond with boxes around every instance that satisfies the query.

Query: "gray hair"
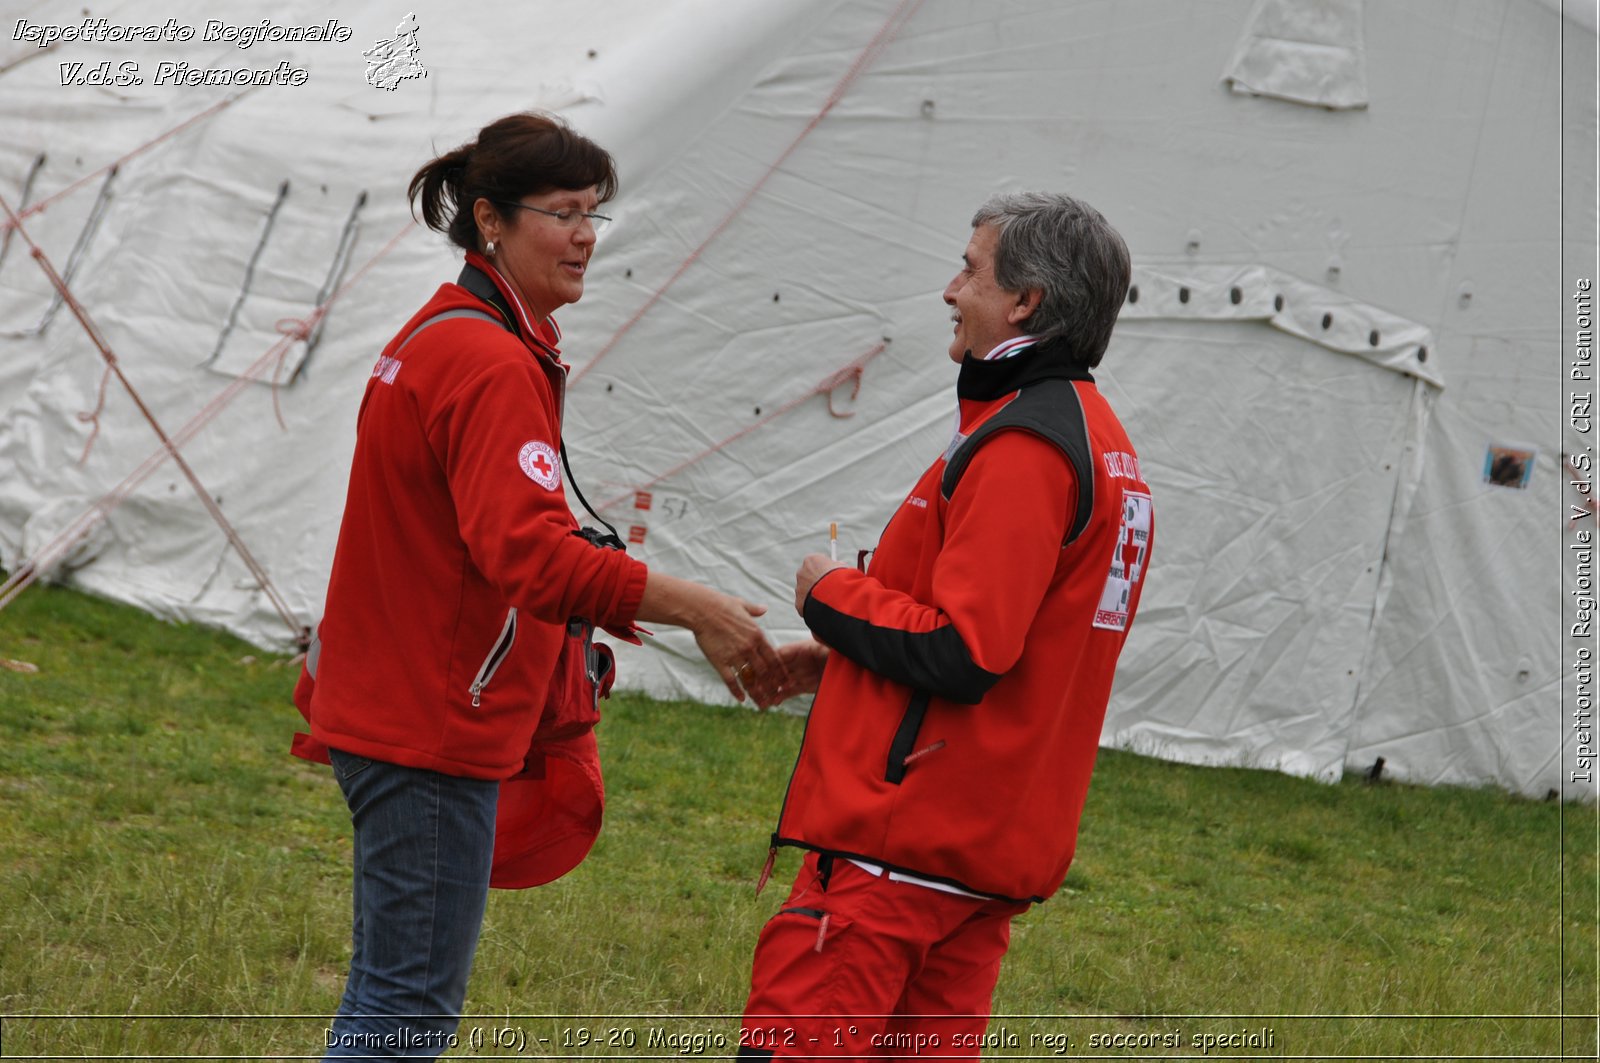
[971,192,1131,367]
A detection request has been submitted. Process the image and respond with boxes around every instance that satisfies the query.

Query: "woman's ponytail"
[408,143,475,242]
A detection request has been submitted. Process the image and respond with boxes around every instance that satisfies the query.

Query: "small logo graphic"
[518,440,561,490]
[1483,442,1536,489]
[371,355,402,385]
[364,13,426,91]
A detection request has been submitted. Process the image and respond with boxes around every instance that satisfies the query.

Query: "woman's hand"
[689,591,788,708]
[636,572,787,707]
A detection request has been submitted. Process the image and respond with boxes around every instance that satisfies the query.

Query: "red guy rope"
[0,191,305,639]
[0,92,251,235]
[569,0,923,386]
[0,205,417,634]
[592,340,888,513]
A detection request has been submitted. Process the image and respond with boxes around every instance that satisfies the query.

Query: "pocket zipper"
[468,608,518,707]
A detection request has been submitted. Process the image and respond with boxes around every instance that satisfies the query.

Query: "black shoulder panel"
[939,379,1095,544]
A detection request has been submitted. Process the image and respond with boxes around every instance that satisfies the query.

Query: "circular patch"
[518,440,561,490]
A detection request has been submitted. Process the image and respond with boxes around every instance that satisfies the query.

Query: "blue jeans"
[323,749,499,1060]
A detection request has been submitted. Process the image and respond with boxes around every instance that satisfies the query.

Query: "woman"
[296,112,784,1058]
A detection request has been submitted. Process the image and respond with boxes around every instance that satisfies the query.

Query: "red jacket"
[296,253,646,782]
[772,340,1152,903]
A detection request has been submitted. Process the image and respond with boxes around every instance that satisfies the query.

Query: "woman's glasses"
[496,200,611,234]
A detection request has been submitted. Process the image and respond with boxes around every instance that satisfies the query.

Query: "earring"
[485,240,496,256]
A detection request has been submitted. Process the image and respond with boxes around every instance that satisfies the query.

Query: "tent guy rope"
[0,213,418,640]
[0,92,251,235]
[569,0,923,387]
[0,191,305,641]
[592,340,888,513]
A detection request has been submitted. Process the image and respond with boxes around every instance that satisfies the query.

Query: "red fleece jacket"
[302,254,647,780]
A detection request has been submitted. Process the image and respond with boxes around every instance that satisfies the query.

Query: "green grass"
[0,582,1594,1059]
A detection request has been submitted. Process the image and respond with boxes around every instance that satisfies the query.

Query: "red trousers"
[740,852,1029,1061]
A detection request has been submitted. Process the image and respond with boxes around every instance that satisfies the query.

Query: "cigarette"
[829,522,838,561]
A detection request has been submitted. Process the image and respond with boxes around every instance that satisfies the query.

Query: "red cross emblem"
[518,440,561,490]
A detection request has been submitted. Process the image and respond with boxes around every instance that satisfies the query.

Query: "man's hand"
[794,553,848,614]
[772,639,829,701]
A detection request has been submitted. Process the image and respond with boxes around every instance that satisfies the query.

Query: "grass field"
[0,583,1594,1060]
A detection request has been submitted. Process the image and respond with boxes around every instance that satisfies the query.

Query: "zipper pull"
[756,845,776,896]
[470,682,483,708]
[814,912,831,953]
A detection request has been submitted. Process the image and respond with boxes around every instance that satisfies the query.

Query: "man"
[740,192,1153,1059]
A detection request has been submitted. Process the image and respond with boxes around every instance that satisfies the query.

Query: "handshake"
[658,551,850,711]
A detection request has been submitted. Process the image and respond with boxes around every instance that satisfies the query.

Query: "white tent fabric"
[0,0,1592,798]
[1222,0,1370,109]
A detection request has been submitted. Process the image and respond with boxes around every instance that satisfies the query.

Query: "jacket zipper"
[762,688,933,895]
[468,607,518,707]
[884,690,931,784]
[762,682,827,894]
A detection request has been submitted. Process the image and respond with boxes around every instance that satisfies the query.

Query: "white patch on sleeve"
[518,440,561,490]
[1093,490,1152,632]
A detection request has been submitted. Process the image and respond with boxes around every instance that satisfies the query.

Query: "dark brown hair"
[408,112,619,252]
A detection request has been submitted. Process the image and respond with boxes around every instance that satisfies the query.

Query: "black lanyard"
[456,263,623,547]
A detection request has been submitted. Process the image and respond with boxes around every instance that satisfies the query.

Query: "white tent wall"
[1343,1,1596,795]
[1093,267,1441,784]
[0,0,1591,799]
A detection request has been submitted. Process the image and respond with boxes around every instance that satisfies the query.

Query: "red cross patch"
[518,440,561,490]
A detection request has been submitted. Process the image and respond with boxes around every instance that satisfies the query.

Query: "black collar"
[955,335,1094,401]
[456,263,517,335]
